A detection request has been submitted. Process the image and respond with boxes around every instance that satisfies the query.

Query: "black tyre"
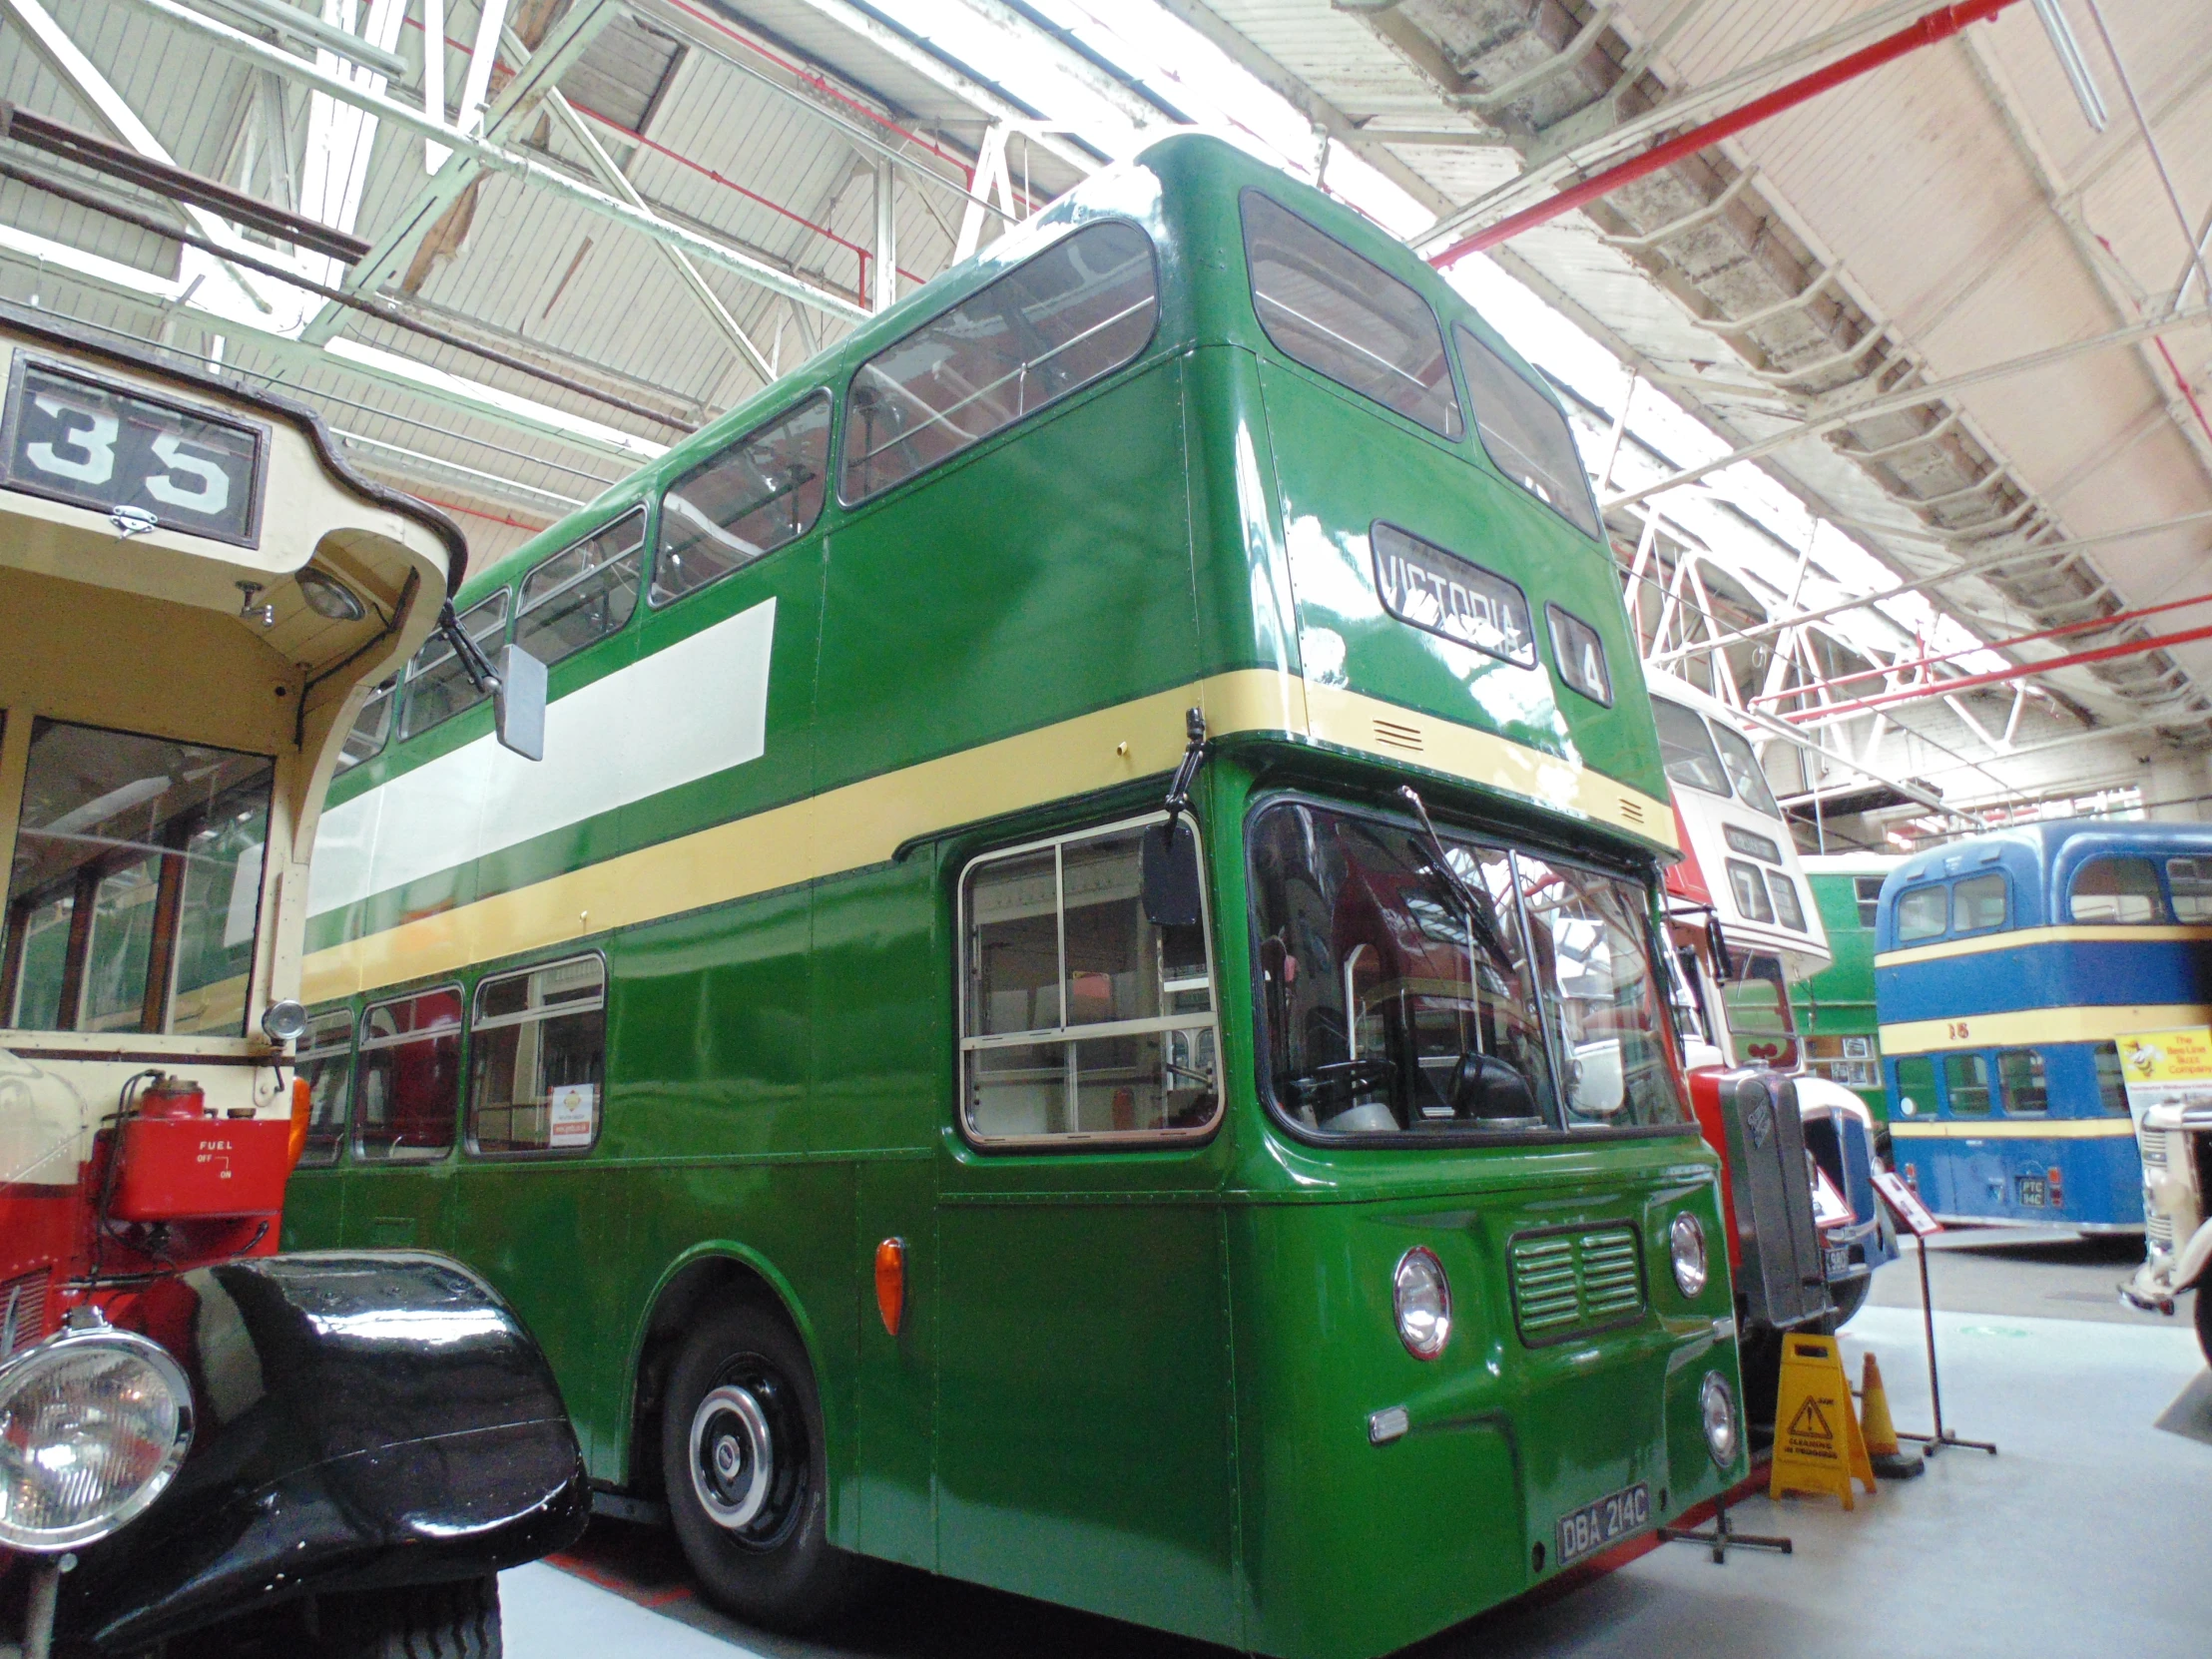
[660,1296,864,1630]
[1829,1272,1872,1328]
[2194,1282,2211,1369]
[315,1573,501,1657]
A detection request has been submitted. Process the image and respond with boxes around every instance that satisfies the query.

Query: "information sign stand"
[1874,1171,1996,1458]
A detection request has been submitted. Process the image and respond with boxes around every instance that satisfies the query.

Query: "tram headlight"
[1669,1212,1709,1300]
[1699,1372,1738,1468]
[1392,1247,1451,1361]
[0,1325,194,1551]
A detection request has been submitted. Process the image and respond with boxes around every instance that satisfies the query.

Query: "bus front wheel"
[660,1297,861,1630]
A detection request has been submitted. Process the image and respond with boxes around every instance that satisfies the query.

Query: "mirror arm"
[1162,707,1209,829]
[438,599,502,696]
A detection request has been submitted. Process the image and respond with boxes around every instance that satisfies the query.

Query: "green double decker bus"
[283,135,1747,1658]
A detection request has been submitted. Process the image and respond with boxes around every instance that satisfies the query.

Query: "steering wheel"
[1294,1057,1395,1106]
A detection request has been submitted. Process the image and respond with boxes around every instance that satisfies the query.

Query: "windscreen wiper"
[1397,786,1520,979]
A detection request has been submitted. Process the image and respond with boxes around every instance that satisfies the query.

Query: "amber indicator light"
[875,1237,906,1337]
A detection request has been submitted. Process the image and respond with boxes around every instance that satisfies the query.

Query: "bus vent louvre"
[2139,1129,2167,1168]
[2147,1210,2175,1252]
[1373,718,1424,754]
[1507,1227,1646,1347]
[1,1269,52,1359]
[1618,798,1644,826]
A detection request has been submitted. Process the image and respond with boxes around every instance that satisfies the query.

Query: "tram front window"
[1248,801,1684,1137]
[3,719,274,1035]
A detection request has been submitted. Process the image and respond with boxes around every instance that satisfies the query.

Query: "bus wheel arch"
[629,1250,822,1503]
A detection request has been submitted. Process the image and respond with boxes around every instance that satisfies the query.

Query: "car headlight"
[1670,1211,1709,1299]
[1699,1372,1738,1468]
[1392,1247,1451,1360]
[0,1326,194,1551]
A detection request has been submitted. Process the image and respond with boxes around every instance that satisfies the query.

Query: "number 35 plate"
[1555,1481,1650,1565]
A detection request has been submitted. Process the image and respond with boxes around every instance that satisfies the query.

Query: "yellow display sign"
[2114,1028,2212,1084]
[1768,1333,1875,1510]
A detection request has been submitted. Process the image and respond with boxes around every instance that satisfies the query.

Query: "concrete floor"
[504,1232,2211,1659]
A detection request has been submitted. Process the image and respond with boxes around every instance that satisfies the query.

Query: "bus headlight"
[1699,1372,1738,1467]
[0,1326,194,1551]
[1670,1212,1709,1299]
[1392,1247,1451,1360]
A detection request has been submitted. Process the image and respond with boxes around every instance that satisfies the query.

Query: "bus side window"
[655,392,831,603]
[2092,1042,2130,1114]
[1896,883,1947,942]
[1954,872,2007,932]
[468,955,607,1155]
[356,986,463,1162]
[1996,1047,2047,1115]
[843,221,1158,504]
[1854,876,1883,928]
[516,509,644,665]
[338,676,395,772]
[960,820,1219,1145]
[1894,1053,1936,1116]
[2167,857,2212,920]
[1943,1052,1992,1115]
[2068,855,2169,923]
[297,1008,356,1166]
[399,590,510,741]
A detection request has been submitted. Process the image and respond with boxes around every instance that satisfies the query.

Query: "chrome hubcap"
[690,1382,774,1530]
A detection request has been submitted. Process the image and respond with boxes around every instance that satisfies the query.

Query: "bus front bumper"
[53,1252,587,1653]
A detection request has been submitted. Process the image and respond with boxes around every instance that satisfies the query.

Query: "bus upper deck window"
[2167,857,2212,920]
[843,222,1157,504]
[518,508,644,663]
[1854,875,1883,928]
[1767,871,1807,931]
[1652,698,1728,797]
[3,719,273,1036]
[1943,1052,1992,1115]
[657,392,830,602]
[338,676,396,772]
[960,820,1218,1145]
[1724,858,1775,924]
[1896,884,1947,942]
[297,1010,355,1166]
[355,987,462,1162]
[2068,855,2169,923]
[1241,192,1460,439]
[1954,872,2007,932]
[1709,723,1781,819]
[1997,1047,2047,1115]
[400,589,509,741]
[1455,324,1601,538]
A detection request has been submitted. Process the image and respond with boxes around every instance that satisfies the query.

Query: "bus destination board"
[0,356,267,547]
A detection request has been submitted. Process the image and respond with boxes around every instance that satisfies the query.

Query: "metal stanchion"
[1895,1234,1997,1458]
[1657,1497,1794,1563]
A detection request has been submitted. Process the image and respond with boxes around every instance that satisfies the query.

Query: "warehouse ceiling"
[2,0,2208,840]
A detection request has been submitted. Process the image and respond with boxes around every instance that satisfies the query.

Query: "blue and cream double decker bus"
[1875,821,2212,1229]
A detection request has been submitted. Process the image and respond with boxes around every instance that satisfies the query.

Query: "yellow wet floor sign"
[1769,1333,1876,1508]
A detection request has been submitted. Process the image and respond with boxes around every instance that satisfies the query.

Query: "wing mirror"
[1140,817,1203,929]
[494,644,547,762]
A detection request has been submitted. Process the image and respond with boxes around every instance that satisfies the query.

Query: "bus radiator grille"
[1507,1227,1646,1347]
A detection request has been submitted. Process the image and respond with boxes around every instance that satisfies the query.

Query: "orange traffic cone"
[1860,1354,1925,1479]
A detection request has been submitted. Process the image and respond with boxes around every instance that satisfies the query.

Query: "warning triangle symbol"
[1787,1397,1835,1442]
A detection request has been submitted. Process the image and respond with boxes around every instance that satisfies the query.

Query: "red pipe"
[1753,587,2212,706]
[1431,0,2023,266]
[1782,616,2212,723]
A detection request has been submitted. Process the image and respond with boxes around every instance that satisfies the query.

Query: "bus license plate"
[1555,1481,1649,1566]
[2016,1175,2046,1207]
[1824,1243,1850,1279]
